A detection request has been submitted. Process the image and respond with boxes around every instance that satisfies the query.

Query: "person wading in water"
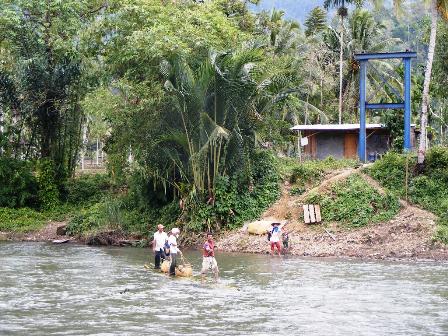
[269,222,286,256]
[201,232,219,281]
[152,224,168,269]
[168,228,180,276]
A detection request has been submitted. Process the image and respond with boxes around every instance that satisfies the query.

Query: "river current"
[1,242,447,335]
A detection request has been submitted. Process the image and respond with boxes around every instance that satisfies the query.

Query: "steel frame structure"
[354,51,417,162]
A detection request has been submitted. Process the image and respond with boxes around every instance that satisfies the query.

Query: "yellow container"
[247,221,271,235]
[160,260,170,273]
[175,264,193,277]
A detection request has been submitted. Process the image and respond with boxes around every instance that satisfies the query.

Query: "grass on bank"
[305,173,400,228]
[275,156,359,196]
[0,204,80,233]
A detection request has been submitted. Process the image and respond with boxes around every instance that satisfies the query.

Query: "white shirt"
[269,226,283,243]
[168,235,178,254]
[153,231,168,250]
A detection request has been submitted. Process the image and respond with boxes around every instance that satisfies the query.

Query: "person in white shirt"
[168,228,180,276]
[269,222,286,256]
[152,224,168,269]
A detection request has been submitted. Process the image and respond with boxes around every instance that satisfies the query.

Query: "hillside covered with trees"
[0,0,447,246]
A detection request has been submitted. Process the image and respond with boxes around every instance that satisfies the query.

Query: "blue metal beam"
[354,51,417,60]
[404,58,412,151]
[366,103,405,109]
[359,61,367,162]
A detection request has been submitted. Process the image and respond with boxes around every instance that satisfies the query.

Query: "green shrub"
[425,146,448,184]
[64,173,111,204]
[434,216,448,245]
[66,196,180,237]
[288,156,358,186]
[0,207,47,232]
[66,202,107,236]
[306,174,400,228]
[365,151,412,196]
[409,176,448,216]
[0,158,38,208]
[290,185,305,195]
[425,146,448,172]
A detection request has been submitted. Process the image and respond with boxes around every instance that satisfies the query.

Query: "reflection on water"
[1,242,448,336]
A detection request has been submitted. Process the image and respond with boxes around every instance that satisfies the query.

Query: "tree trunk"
[338,15,344,124]
[418,1,438,165]
[81,123,88,170]
[96,138,99,166]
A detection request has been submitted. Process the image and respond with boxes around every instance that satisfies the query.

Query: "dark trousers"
[154,249,165,269]
[169,253,177,276]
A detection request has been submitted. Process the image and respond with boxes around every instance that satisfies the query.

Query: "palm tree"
[305,7,327,37]
[160,48,273,196]
[324,0,360,124]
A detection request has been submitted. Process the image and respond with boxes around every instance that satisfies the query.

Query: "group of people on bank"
[152,224,219,280]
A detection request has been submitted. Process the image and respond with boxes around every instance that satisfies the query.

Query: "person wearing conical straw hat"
[152,224,168,269]
[269,222,285,256]
[168,228,180,276]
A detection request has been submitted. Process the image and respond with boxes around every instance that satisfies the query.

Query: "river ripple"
[1,242,447,336]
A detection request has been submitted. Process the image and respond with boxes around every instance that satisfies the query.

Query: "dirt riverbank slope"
[217,169,448,261]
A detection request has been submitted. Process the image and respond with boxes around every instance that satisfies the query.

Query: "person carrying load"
[201,232,219,281]
[168,228,180,276]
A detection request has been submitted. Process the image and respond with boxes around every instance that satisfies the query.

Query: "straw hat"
[172,228,180,235]
[157,224,164,229]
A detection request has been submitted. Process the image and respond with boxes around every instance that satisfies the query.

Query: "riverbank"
[2,205,447,261]
[216,205,448,261]
[217,166,448,261]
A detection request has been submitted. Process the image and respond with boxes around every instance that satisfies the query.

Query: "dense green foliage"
[0,158,37,208]
[306,174,400,228]
[0,0,447,241]
[63,174,111,205]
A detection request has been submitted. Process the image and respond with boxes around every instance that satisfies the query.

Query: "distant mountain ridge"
[252,0,396,23]
[251,0,324,23]
[252,0,321,23]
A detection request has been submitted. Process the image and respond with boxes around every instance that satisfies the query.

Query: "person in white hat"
[168,228,180,276]
[152,224,168,269]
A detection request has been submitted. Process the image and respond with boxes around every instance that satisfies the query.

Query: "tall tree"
[324,0,358,124]
[0,0,106,176]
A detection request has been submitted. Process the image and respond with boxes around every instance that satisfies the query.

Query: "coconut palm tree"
[324,0,362,124]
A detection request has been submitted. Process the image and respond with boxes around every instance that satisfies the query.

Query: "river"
[1,242,447,335]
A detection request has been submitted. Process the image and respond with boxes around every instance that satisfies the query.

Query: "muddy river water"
[1,242,448,335]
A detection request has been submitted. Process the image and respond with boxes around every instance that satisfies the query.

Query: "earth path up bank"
[217,169,448,261]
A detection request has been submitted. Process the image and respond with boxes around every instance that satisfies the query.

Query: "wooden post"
[405,154,409,202]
